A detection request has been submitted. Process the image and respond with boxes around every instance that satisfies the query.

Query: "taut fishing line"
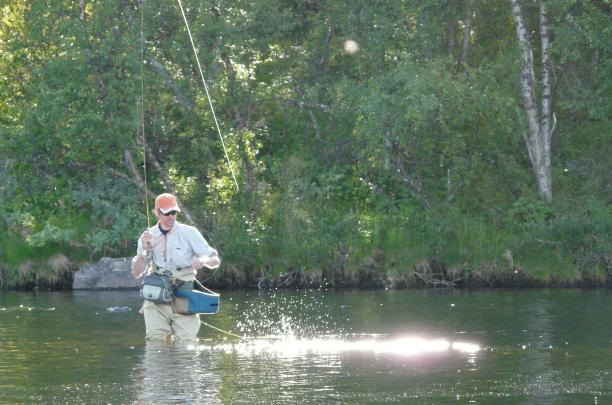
[176,0,239,192]
[173,0,236,323]
[137,0,243,340]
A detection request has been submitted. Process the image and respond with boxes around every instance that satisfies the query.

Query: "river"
[0,289,610,404]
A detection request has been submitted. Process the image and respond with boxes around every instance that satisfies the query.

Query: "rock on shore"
[73,257,139,290]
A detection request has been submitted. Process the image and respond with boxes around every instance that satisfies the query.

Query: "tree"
[0,0,609,285]
[511,0,555,201]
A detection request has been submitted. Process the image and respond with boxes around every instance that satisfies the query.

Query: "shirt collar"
[152,221,180,235]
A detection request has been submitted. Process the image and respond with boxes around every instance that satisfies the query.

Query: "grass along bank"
[2,202,609,291]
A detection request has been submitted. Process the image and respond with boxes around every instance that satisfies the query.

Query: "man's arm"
[132,230,152,279]
[132,254,147,279]
[186,226,221,269]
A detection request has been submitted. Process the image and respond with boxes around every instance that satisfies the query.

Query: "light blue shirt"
[135,221,218,281]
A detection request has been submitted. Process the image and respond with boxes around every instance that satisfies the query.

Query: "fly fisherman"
[132,193,220,341]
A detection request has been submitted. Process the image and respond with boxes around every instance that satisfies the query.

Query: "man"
[132,193,220,341]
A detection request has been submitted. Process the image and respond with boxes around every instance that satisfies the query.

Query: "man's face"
[157,209,178,229]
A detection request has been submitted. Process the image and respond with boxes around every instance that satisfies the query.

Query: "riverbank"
[205,257,612,290]
[2,254,610,291]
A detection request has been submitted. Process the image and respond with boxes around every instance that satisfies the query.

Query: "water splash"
[201,291,480,359]
[234,291,340,338]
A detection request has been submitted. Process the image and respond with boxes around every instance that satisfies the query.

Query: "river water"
[0,289,610,404]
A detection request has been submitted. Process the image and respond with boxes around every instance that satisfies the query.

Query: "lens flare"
[344,40,359,54]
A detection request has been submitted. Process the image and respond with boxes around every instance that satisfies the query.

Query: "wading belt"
[148,264,195,291]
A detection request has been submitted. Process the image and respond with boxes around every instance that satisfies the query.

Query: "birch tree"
[511,0,555,201]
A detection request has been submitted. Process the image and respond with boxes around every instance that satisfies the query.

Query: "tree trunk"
[80,0,86,21]
[148,56,196,111]
[460,0,475,66]
[143,145,199,227]
[319,25,332,68]
[511,0,554,202]
[539,1,554,200]
[446,1,456,57]
[385,131,430,210]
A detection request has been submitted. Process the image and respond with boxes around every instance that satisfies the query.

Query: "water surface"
[1,289,610,403]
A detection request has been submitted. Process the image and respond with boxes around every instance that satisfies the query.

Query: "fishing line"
[137,2,243,341]
[193,278,245,339]
[175,0,240,191]
[198,266,221,283]
[140,0,151,228]
[194,277,217,295]
[199,320,245,340]
[153,271,254,342]
[160,274,245,340]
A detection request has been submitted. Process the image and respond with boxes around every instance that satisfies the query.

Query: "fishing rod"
[137,0,245,340]
[140,0,151,230]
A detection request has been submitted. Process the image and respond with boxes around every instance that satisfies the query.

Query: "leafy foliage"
[0,0,609,286]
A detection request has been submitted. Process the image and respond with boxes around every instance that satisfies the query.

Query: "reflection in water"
[0,304,56,312]
[133,342,221,404]
[129,333,481,403]
[191,334,482,403]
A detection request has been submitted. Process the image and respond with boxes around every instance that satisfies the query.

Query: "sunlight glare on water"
[1,290,611,403]
[199,291,480,359]
[204,335,480,358]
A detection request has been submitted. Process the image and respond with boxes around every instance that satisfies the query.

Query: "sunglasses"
[161,210,179,216]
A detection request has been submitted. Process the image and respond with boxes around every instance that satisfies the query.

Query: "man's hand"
[132,230,152,279]
[192,253,221,270]
[141,231,152,250]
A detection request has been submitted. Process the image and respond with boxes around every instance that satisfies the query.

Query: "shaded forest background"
[0,0,610,289]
